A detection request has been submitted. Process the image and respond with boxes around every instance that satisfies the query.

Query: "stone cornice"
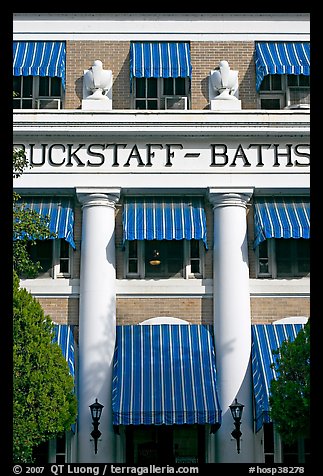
[13,110,310,138]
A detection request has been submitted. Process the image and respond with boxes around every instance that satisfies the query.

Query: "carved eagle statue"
[210,60,238,100]
[83,60,112,100]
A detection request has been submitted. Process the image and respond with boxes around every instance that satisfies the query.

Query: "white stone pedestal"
[210,99,242,110]
[81,98,112,110]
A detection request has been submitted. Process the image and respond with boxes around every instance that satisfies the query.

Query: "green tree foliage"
[13,148,77,462]
[13,147,56,277]
[269,320,310,444]
[13,271,77,463]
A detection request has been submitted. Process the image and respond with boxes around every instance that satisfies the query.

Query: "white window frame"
[132,77,190,110]
[52,239,73,279]
[124,239,204,279]
[258,74,310,110]
[48,431,74,463]
[13,75,64,109]
[263,423,310,463]
[28,238,72,279]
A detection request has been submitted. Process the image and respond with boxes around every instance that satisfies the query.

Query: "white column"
[209,188,255,463]
[76,188,120,463]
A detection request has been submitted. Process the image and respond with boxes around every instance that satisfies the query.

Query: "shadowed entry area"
[126,425,205,464]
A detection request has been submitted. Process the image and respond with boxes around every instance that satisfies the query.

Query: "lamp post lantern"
[89,398,104,454]
[229,398,244,454]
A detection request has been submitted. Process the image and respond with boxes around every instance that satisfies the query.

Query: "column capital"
[208,187,253,209]
[76,187,121,209]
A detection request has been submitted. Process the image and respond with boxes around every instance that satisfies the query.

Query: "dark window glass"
[276,239,293,275]
[22,76,33,97]
[276,238,310,277]
[163,78,174,95]
[271,74,282,90]
[59,239,70,274]
[56,435,66,453]
[175,77,186,95]
[32,441,49,463]
[258,240,269,274]
[190,239,199,258]
[299,75,310,87]
[287,74,298,87]
[145,240,183,277]
[296,239,310,273]
[259,75,270,91]
[135,100,146,109]
[13,76,21,97]
[147,99,158,109]
[128,240,138,273]
[136,78,146,98]
[21,99,33,109]
[127,425,204,464]
[147,78,158,97]
[190,239,201,274]
[39,76,50,96]
[282,440,298,463]
[28,239,53,277]
[260,98,281,110]
[51,77,61,96]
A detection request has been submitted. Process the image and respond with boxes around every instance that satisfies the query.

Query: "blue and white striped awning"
[15,197,76,249]
[253,197,310,249]
[13,41,66,88]
[251,323,304,432]
[130,42,192,80]
[112,324,222,428]
[123,197,208,248]
[53,324,76,379]
[255,42,310,91]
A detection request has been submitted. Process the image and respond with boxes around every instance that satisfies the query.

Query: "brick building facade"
[13,12,310,465]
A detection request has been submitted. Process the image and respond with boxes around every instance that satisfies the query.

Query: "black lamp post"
[89,398,104,454]
[229,398,244,454]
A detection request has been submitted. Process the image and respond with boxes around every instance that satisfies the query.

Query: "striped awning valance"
[130,42,192,80]
[15,197,76,249]
[123,197,208,248]
[13,41,66,88]
[53,325,76,378]
[112,324,222,428]
[251,323,304,432]
[253,197,310,249]
[255,42,310,91]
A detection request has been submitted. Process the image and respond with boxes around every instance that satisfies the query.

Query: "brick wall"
[37,297,79,325]
[116,297,213,325]
[65,41,130,109]
[40,294,310,328]
[250,297,310,324]
[190,41,257,110]
[64,40,257,110]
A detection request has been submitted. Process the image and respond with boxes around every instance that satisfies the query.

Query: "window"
[126,425,204,464]
[263,423,310,463]
[256,238,310,278]
[258,74,310,110]
[133,77,190,110]
[125,239,203,278]
[22,239,72,278]
[13,75,63,109]
[263,422,275,463]
[33,433,68,463]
